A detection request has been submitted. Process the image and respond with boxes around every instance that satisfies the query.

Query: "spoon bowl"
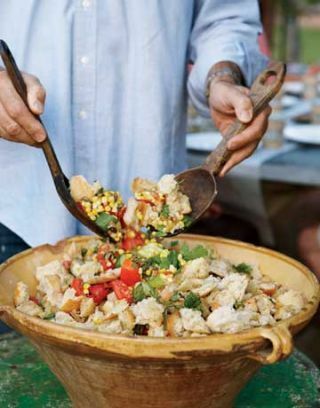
[176,167,217,219]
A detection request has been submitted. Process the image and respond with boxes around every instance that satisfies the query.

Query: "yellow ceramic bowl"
[0,234,319,408]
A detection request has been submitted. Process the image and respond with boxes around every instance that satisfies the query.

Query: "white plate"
[284,121,320,145]
[283,81,320,95]
[283,81,304,94]
[281,95,300,108]
[186,132,221,152]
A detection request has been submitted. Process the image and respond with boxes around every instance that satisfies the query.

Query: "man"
[0,0,270,255]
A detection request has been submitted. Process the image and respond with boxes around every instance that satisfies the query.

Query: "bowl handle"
[248,325,293,365]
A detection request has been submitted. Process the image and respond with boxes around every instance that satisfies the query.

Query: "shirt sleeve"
[187,0,269,117]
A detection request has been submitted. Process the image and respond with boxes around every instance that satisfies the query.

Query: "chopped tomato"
[111,280,132,303]
[62,260,72,270]
[97,253,114,271]
[89,283,109,304]
[121,231,144,251]
[71,278,84,296]
[262,287,276,296]
[120,259,141,287]
[29,296,40,305]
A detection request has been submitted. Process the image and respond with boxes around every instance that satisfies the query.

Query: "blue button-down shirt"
[0,0,267,246]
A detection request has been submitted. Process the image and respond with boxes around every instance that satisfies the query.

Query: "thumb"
[24,74,46,115]
[227,86,253,123]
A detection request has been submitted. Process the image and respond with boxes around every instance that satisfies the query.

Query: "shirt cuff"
[187,41,269,118]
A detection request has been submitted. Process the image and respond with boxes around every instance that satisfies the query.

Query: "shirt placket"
[73,0,97,180]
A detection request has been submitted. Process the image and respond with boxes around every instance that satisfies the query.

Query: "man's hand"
[0,69,46,145]
[208,72,271,176]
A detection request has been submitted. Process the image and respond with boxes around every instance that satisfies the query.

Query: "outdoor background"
[264,0,320,65]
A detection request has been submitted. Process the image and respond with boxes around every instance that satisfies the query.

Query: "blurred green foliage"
[271,0,320,63]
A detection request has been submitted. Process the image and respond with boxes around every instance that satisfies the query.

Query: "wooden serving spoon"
[172,62,286,236]
[0,40,108,237]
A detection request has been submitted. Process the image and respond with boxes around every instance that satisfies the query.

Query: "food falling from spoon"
[70,174,193,243]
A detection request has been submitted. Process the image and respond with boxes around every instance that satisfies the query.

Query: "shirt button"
[82,0,91,9]
[79,110,88,120]
[80,55,89,65]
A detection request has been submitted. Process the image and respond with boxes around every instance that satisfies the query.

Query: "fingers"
[227,106,272,151]
[0,104,36,145]
[210,82,252,117]
[24,74,46,115]
[226,86,253,123]
[0,70,46,144]
[220,140,259,176]
[219,106,272,176]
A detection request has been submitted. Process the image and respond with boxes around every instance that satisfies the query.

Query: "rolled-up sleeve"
[188,0,268,117]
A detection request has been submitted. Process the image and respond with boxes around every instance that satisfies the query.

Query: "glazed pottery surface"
[0,234,319,408]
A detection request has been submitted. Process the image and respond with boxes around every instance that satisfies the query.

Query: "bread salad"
[69,174,192,241]
[14,238,305,337]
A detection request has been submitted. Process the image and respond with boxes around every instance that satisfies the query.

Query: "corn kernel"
[93,318,102,325]
[127,230,135,238]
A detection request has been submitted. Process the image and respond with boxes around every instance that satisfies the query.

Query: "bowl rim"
[0,234,319,360]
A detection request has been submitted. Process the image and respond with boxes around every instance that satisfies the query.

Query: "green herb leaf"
[154,228,166,238]
[169,240,179,247]
[234,300,244,310]
[160,204,170,218]
[115,254,128,268]
[141,256,161,271]
[167,250,179,269]
[233,263,253,275]
[180,244,208,261]
[170,291,180,303]
[43,313,55,320]
[95,213,118,230]
[184,292,202,311]
[133,283,146,302]
[148,275,165,289]
[182,215,193,228]
[133,282,157,302]
[96,187,104,195]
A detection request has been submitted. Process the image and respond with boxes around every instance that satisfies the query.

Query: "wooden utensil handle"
[0,40,64,180]
[204,61,286,175]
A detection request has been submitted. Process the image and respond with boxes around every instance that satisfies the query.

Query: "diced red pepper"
[117,206,127,227]
[62,260,72,270]
[89,283,109,304]
[71,278,84,296]
[121,231,144,251]
[110,280,133,304]
[29,296,40,305]
[120,259,141,287]
[97,253,114,271]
